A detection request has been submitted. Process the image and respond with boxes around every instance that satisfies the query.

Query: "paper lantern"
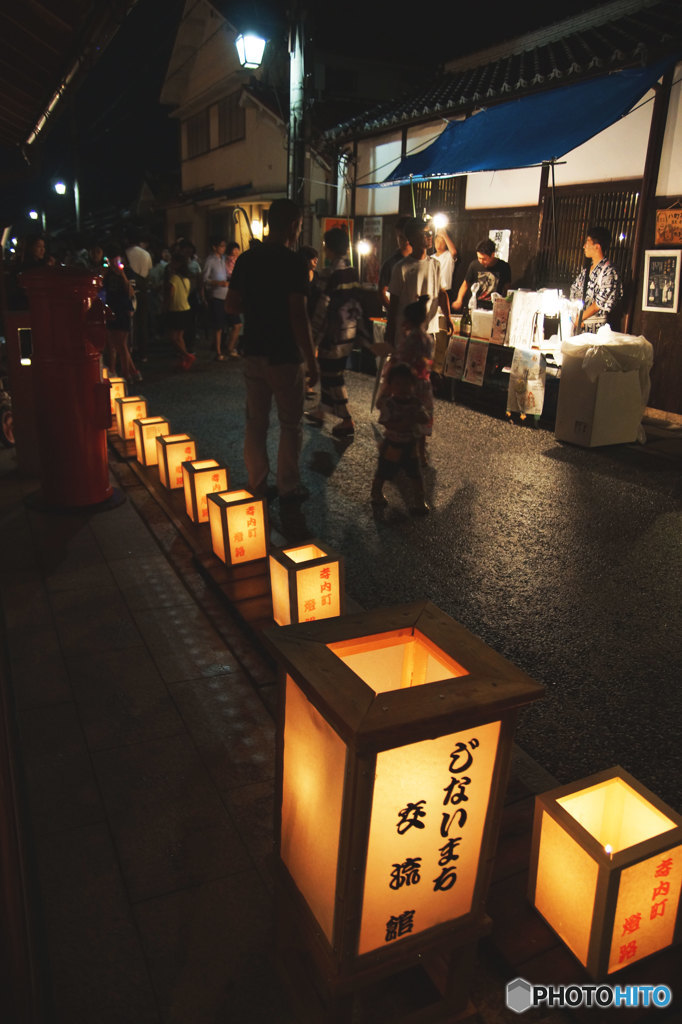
[181,459,229,523]
[133,416,170,467]
[528,767,682,979]
[156,433,196,490]
[207,489,268,565]
[265,601,544,1018]
[107,377,127,417]
[114,394,147,440]
[269,542,344,626]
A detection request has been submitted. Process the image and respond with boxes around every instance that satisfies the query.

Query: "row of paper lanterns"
[105,372,682,988]
[106,374,344,629]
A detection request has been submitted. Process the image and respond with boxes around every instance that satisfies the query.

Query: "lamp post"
[233,5,306,205]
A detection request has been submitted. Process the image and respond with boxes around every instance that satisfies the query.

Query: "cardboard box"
[554,358,643,446]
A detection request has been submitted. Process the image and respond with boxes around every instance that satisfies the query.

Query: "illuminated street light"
[29,210,39,220]
[54,181,67,195]
[235,32,267,69]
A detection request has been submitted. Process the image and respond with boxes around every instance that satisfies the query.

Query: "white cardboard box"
[471,309,493,340]
[554,358,642,447]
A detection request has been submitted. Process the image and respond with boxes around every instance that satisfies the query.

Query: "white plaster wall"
[182,106,285,194]
[355,132,402,216]
[465,166,542,208]
[553,89,654,186]
[657,66,682,196]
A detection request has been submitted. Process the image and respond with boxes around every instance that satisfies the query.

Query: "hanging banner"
[655,209,682,246]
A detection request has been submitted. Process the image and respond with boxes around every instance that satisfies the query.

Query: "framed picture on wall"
[642,250,680,313]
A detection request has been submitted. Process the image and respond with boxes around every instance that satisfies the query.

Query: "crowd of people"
[3,211,620,515]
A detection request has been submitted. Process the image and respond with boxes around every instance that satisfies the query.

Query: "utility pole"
[287,3,305,206]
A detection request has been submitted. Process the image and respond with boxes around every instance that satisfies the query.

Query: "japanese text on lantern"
[232,504,261,560]
[358,720,501,955]
[175,445,193,487]
[608,845,682,972]
[298,563,339,622]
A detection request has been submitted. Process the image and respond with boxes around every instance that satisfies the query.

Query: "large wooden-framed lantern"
[265,601,544,1020]
[114,394,147,440]
[107,377,127,417]
[528,767,682,979]
[156,433,196,490]
[181,459,229,524]
[207,489,268,566]
[269,541,344,626]
[133,416,170,467]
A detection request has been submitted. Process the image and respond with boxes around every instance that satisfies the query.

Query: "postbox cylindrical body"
[20,267,112,507]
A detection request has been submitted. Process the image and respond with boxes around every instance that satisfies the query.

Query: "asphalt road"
[135,341,682,812]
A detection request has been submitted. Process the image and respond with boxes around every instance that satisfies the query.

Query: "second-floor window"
[186,109,210,158]
[218,91,245,146]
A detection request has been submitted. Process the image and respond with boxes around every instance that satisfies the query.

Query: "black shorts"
[377,439,421,481]
[208,298,226,330]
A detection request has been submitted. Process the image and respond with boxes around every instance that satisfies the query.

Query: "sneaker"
[304,411,324,426]
[228,350,240,359]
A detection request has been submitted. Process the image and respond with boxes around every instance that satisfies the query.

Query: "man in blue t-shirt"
[226,200,318,501]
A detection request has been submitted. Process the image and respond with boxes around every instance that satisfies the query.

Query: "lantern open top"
[284,543,328,563]
[557,776,677,855]
[265,600,544,749]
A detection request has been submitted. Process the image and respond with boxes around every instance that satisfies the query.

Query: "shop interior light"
[357,239,372,256]
[181,459,229,524]
[208,489,268,566]
[528,767,682,979]
[432,213,448,230]
[251,219,263,239]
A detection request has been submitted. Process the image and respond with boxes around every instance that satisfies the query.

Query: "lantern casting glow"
[133,416,170,467]
[235,32,266,69]
[107,377,126,416]
[115,394,147,440]
[207,489,268,565]
[181,459,229,523]
[269,541,344,626]
[266,601,544,1019]
[156,433,196,490]
[528,767,682,979]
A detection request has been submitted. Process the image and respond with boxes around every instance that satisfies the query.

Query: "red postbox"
[20,267,113,507]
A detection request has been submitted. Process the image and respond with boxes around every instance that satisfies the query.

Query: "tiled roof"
[321,0,682,142]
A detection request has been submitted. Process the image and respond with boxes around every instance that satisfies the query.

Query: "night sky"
[6,0,598,229]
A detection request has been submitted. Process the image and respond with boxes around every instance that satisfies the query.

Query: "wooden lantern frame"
[156,433,196,490]
[207,489,269,566]
[181,459,229,524]
[269,540,345,626]
[265,600,544,1021]
[528,766,682,980]
[114,394,147,440]
[132,416,170,467]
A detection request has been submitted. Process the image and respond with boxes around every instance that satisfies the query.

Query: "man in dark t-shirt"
[453,237,511,311]
[226,199,317,501]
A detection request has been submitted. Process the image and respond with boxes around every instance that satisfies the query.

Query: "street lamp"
[235,32,266,69]
[54,181,67,196]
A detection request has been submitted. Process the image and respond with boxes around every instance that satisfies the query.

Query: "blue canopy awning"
[362,60,674,187]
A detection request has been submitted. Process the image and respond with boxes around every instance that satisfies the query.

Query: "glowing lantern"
[269,542,344,626]
[266,601,544,1018]
[207,489,268,565]
[133,416,170,467]
[156,433,196,490]
[107,378,127,417]
[114,395,147,440]
[528,767,682,979]
[181,459,229,523]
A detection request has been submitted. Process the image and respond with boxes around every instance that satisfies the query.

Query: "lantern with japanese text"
[133,416,170,467]
[115,395,147,440]
[207,489,268,565]
[269,542,344,626]
[181,459,229,524]
[107,376,126,416]
[156,433,196,490]
[528,767,682,979]
[265,601,544,1020]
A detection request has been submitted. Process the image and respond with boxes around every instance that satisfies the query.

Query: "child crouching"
[371,362,430,515]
